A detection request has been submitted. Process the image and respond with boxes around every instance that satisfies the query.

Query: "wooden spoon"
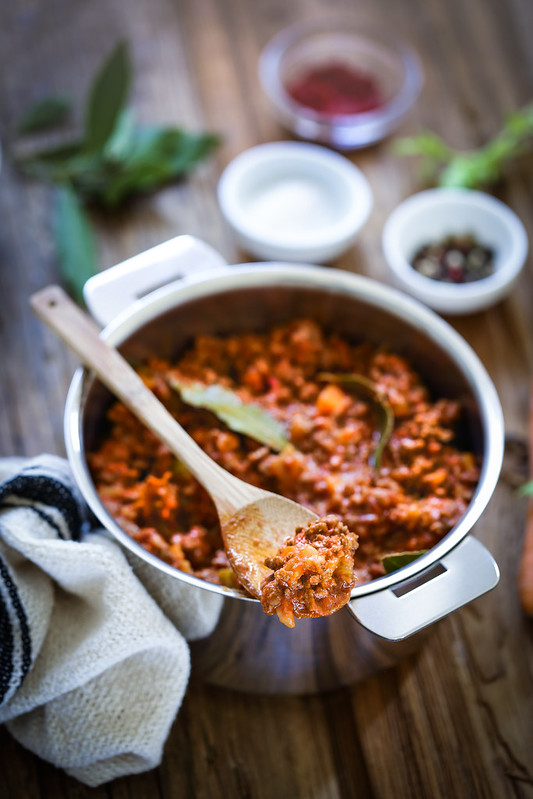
[31,285,317,597]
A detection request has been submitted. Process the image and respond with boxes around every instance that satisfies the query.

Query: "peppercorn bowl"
[259,18,423,149]
[382,188,529,314]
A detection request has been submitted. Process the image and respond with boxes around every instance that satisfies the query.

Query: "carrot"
[519,502,533,614]
[518,383,533,615]
[316,384,351,416]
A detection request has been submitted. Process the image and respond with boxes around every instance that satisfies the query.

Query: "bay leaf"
[169,378,289,452]
[319,372,394,470]
[17,96,71,135]
[18,143,96,184]
[381,550,427,574]
[53,184,98,303]
[14,42,220,211]
[103,108,136,163]
[84,40,131,153]
[98,127,221,208]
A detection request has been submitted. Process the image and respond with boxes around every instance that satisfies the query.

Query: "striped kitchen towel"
[0,454,195,787]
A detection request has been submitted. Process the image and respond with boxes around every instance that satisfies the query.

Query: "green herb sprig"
[517,480,533,498]
[14,41,221,303]
[394,103,533,189]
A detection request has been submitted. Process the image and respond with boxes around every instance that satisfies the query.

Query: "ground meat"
[260,516,358,627]
[88,318,480,590]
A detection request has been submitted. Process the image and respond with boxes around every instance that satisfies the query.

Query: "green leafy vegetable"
[54,184,98,304]
[12,40,221,301]
[394,103,533,189]
[84,40,131,153]
[169,378,290,452]
[17,96,71,135]
[382,550,427,574]
[319,373,394,470]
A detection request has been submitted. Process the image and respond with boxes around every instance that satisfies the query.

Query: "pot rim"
[65,262,504,600]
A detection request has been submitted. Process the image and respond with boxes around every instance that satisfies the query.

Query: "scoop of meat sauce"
[260,515,359,628]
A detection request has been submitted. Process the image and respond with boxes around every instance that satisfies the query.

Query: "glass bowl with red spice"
[259,19,423,150]
[382,188,529,315]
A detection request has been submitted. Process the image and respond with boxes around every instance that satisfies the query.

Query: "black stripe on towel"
[0,501,67,540]
[0,474,82,541]
[0,569,14,705]
[0,553,31,703]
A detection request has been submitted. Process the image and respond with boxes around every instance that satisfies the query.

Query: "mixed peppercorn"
[410,234,495,283]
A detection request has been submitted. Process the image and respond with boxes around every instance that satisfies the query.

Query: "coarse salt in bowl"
[382,188,529,315]
[259,18,423,150]
[217,141,373,263]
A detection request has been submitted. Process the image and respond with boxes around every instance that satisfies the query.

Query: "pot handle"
[347,535,499,641]
[83,235,229,326]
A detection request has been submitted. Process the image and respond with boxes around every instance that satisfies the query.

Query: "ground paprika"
[286,62,384,116]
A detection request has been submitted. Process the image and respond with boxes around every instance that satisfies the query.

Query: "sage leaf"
[17,96,71,135]
[54,184,98,303]
[84,40,131,153]
[319,373,394,470]
[382,550,427,574]
[169,378,290,452]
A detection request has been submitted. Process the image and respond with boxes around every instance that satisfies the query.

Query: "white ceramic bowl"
[217,141,373,263]
[382,188,528,314]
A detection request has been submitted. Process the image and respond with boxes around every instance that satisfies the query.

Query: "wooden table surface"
[1,0,533,797]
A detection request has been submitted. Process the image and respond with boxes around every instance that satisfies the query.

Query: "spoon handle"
[30,285,265,519]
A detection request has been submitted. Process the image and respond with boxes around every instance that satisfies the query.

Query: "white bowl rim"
[382,187,528,303]
[217,141,373,252]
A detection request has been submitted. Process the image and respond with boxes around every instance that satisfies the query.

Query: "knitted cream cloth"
[0,454,222,786]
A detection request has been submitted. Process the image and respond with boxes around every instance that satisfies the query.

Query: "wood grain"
[0,0,532,797]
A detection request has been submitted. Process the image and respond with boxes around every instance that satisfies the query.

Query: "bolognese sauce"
[261,515,359,627]
[88,319,479,603]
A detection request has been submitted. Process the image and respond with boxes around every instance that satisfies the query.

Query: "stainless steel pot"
[65,235,503,694]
